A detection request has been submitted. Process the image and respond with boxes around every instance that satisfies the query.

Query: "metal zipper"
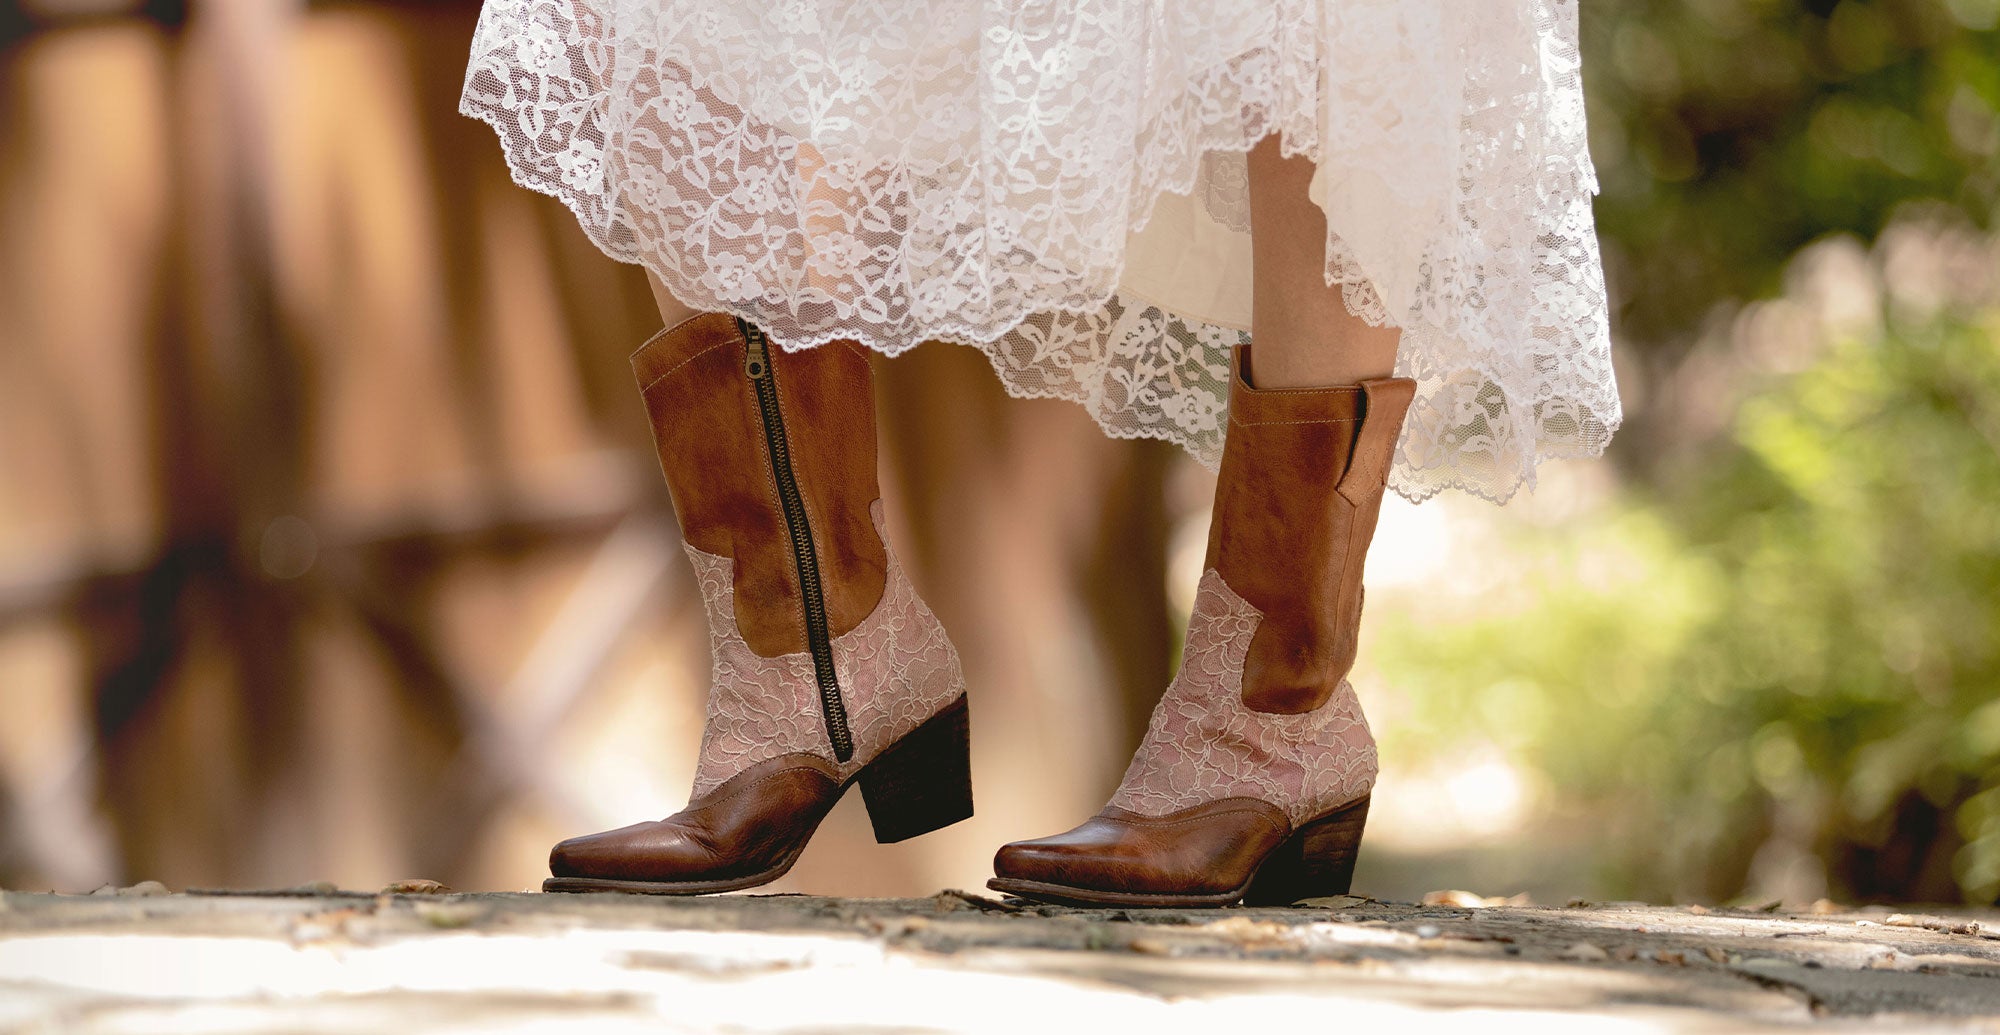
[738,317,854,762]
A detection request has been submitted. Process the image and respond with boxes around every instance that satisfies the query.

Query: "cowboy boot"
[988,343,1414,907]
[544,313,972,894]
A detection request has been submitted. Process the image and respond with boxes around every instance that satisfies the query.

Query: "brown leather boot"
[544,313,972,894]
[988,343,1414,907]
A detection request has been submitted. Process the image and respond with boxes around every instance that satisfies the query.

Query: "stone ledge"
[3,890,1998,1031]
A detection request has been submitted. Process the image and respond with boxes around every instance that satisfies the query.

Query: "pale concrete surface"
[3,887,1999,1032]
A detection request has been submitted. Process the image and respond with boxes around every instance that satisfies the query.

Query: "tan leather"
[990,799,1293,900]
[630,313,889,657]
[549,754,843,884]
[1208,344,1415,713]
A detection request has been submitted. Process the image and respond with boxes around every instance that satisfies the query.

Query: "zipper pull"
[739,319,771,380]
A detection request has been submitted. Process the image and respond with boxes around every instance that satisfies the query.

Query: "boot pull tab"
[1336,377,1416,506]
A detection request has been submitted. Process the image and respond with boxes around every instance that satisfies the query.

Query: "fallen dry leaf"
[1299,895,1369,910]
[1415,891,1534,908]
[1422,890,1492,908]
[380,879,449,895]
[1886,914,1983,936]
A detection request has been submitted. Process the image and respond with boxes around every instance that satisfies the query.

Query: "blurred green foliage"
[1586,0,2000,343]
[1378,298,2000,903]
[1377,0,2000,905]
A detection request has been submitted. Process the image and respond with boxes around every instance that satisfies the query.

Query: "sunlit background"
[1,0,1996,906]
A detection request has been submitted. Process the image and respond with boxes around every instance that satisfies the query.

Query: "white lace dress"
[459,0,1620,504]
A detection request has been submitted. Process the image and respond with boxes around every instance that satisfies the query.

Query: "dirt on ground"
[4,885,2000,1032]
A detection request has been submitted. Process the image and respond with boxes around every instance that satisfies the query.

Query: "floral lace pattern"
[1109,569,1377,829]
[459,0,1620,504]
[686,501,965,799]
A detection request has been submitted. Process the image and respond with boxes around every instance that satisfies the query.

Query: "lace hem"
[458,0,1621,505]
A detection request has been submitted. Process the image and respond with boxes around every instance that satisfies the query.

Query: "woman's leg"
[1245,134,1400,387]
[646,269,703,328]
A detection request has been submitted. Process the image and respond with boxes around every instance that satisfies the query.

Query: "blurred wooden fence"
[0,0,1186,894]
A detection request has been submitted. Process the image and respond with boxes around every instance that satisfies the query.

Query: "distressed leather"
[630,312,888,658]
[549,754,843,884]
[991,799,1293,899]
[1209,344,1415,713]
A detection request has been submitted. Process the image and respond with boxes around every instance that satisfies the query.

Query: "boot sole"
[543,695,972,895]
[982,877,1250,909]
[985,794,1369,909]
[543,862,804,896]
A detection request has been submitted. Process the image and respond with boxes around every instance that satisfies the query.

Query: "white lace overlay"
[1109,569,1378,828]
[685,502,966,799]
[459,0,1620,504]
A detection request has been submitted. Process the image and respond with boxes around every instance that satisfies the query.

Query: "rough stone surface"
[2,890,1999,1031]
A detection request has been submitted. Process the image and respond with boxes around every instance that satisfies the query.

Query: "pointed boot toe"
[544,820,712,888]
[549,822,668,880]
[990,830,1095,886]
[547,829,606,880]
[989,803,1296,906]
[543,757,845,894]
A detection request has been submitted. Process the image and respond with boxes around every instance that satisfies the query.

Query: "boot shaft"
[1205,344,1415,713]
[630,313,889,659]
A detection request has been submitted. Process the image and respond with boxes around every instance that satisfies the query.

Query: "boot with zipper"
[988,343,1414,907]
[544,312,971,894]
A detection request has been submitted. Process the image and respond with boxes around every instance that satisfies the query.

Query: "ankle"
[1239,344,1395,391]
[1241,296,1403,388]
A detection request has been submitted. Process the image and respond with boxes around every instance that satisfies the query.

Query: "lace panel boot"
[546,313,971,894]
[989,343,1413,906]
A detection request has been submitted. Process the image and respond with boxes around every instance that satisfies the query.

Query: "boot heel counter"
[860,545,969,761]
[825,501,969,772]
[1331,678,1382,792]
[865,498,966,704]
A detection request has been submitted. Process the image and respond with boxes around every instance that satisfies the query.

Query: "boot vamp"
[1108,571,1380,829]
[550,755,841,883]
[992,801,1291,896]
